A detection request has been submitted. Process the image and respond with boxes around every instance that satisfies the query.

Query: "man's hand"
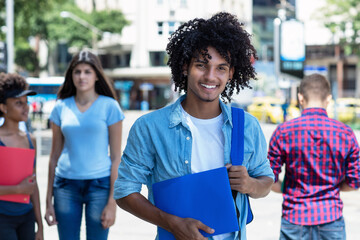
[226,164,273,198]
[168,215,214,240]
[226,164,254,194]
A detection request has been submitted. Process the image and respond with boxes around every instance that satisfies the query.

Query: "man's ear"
[182,64,188,76]
[326,94,332,103]
[228,67,235,82]
[297,93,304,106]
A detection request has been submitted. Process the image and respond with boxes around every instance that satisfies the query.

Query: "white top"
[181,107,233,240]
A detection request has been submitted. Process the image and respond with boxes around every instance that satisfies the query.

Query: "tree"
[0,0,129,75]
[318,0,360,56]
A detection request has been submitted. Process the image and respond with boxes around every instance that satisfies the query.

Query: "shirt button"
[185,160,189,164]
[186,137,190,140]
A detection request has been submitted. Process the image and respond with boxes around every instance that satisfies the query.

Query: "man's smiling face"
[185,46,234,104]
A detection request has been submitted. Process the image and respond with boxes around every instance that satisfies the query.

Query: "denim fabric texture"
[0,210,35,240]
[114,95,275,240]
[280,217,346,240]
[53,175,110,240]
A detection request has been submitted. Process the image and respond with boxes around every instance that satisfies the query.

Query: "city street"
[34,110,360,240]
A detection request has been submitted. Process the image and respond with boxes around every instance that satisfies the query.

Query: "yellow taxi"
[327,98,360,123]
[247,96,300,124]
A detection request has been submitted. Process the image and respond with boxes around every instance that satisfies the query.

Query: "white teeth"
[201,84,216,89]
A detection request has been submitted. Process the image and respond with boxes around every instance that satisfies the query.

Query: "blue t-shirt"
[0,133,34,216]
[50,95,124,180]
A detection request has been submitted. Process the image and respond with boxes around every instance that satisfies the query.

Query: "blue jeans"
[280,217,346,240]
[0,210,35,240]
[53,176,110,240]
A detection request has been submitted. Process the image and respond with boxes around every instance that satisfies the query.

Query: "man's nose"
[204,67,217,80]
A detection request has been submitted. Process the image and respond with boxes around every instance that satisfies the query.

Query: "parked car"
[247,96,300,124]
[327,98,360,123]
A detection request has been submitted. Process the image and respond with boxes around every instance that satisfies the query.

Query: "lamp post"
[6,0,14,73]
[60,11,103,50]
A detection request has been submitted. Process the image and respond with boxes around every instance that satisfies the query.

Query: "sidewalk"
[34,111,360,240]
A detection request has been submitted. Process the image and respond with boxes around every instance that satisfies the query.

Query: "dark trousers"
[0,210,35,240]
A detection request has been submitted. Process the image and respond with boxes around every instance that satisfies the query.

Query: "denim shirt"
[114,95,274,240]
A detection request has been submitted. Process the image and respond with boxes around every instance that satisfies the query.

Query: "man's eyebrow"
[194,59,206,63]
[219,63,230,67]
[194,59,230,67]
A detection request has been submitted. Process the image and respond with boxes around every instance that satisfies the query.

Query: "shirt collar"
[301,108,328,117]
[168,95,232,128]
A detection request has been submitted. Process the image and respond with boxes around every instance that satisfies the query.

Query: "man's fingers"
[197,221,215,235]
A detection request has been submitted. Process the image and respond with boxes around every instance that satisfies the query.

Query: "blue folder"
[153,107,248,239]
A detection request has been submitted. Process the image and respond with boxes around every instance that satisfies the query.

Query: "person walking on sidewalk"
[0,73,43,240]
[114,12,274,240]
[268,73,360,240]
[44,50,124,240]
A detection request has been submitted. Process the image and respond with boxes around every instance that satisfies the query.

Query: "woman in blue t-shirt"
[44,51,124,240]
[0,73,43,240]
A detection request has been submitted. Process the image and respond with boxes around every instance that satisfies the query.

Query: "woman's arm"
[0,175,36,195]
[44,123,64,226]
[100,120,123,229]
[29,135,43,240]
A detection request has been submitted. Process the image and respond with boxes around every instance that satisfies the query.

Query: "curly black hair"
[0,73,29,116]
[166,12,257,103]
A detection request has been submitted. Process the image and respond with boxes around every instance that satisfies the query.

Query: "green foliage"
[0,0,129,74]
[91,10,130,35]
[15,42,39,73]
[319,0,360,55]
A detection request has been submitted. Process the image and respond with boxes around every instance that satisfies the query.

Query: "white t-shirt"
[181,107,234,240]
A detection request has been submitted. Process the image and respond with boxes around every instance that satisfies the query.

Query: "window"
[344,65,356,90]
[180,0,187,7]
[168,21,175,35]
[149,51,168,66]
[157,22,163,35]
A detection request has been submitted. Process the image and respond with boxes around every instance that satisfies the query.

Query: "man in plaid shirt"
[268,73,360,240]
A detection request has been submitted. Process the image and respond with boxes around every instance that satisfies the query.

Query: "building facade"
[76,0,252,109]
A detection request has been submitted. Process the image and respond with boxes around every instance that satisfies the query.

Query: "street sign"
[279,20,305,79]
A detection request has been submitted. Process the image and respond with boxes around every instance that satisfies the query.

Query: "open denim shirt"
[114,95,274,239]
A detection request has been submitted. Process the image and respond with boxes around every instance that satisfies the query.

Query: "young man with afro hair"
[114,12,274,240]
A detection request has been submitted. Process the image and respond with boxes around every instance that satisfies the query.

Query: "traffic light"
[0,41,7,73]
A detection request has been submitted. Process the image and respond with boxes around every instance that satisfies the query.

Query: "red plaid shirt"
[268,108,360,225]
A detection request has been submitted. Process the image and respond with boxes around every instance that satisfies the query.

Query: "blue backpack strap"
[231,107,253,224]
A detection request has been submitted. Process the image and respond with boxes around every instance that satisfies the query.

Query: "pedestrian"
[114,12,274,240]
[44,50,124,240]
[268,73,360,240]
[0,73,43,240]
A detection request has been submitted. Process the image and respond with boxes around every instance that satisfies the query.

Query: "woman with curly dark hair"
[114,12,274,240]
[0,73,43,240]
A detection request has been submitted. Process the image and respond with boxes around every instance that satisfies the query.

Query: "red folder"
[0,146,35,203]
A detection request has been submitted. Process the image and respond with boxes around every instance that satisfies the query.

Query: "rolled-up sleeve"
[113,117,155,199]
[245,114,275,180]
